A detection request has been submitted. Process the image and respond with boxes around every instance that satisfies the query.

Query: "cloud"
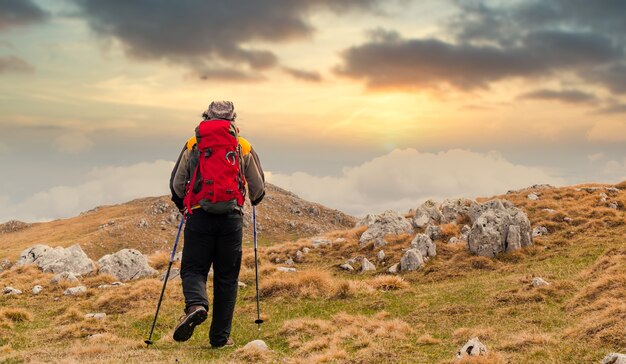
[0,160,173,223]
[54,132,94,154]
[602,158,626,183]
[337,1,626,93]
[71,0,381,80]
[0,0,49,31]
[267,148,564,216]
[519,89,598,104]
[597,103,626,114]
[587,152,606,163]
[0,56,34,74]
[283,67,322,82]
[587,121,626,142]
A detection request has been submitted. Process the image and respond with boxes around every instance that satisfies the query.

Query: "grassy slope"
[0,182,625,363]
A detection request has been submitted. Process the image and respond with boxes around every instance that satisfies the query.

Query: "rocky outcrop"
[440,198,477,224]
[400,249,424,271]
[358,210,413,246]
[16,244,95,275]
[467,200,532,257]
[412,200,442,228]
[410,233,436,260]
[97,249,157,281]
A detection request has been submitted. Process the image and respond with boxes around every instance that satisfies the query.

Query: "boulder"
[243,339,269,351]
[412,200,442,228]
[448,237,460,244]
[0,258,11,272]
[97,249,157,281]
[160,268,180,281]
[440,198,477,224]
[3,286,22,295]
[527,193,539,201]
[387,263,400,274]
[467,200,532,257]
[32,285,43,294]
[311,238,332,248]
[373,238,388,248]
[64,286,87,296]
[410,233,436,259]
[340,264,354,272]
[602,353,626,364]
[400,249,424,271]
[456,337,488,358]
[377,250,385,262]
[358,210,413,246]
[51,272,81,284]
[532,226,549,238]
[294,250,304,263]
[17,244,95,276]
[425,225,443,241]
[361,258,376,273]
[532,277,550,287]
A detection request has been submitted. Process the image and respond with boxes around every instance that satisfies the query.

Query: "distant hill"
[0,183,355,260]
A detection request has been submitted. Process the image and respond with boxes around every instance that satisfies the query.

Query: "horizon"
[1,0,626,223]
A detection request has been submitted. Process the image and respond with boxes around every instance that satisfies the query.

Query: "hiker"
[169,101,266,348]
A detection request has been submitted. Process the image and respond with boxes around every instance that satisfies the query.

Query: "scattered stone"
[273,257,282,264]
[277,267,297,273]
[87,333,104,340]
[425,225,443,241]
[311,238,332,248]
[602,353,626,364]
[85,313,107,320]
[17,244,96,275]
[410,233,436,259]
[358,210,413,246]
[51,272,81,284]
[605,187,620,195]
[302,247,310,254]
[160,268,180,281]
[456,337,488,358]
[138,219,149,228]
[400,249,424,271]
[532,277,550,287]
[151,201,170,215]
[32,285,43,295]
[361,257,376,273]
[373,238,388,248]
[449,237,460,244]
[64,286,87,296]
[608,202,619,210]
[563,217,573,223]
[0,258,11,272]
[97,249,158,281]
[467,199,533,257]
[3,286,22,295]
[238,281,247,288]
[387,263,400,274]
[527,193,539,201]
[284,258,295,266]
[97,282,126,289]
[532,226,549,238]
[243,339,269,351]
[412,200,443,228]
[377,250,385,262]
[174,252,182,262]
[599,193,609,202]
[333,238,346,244]
[440,198,477,224]
[340,263,355,272]
[294,250,304,263]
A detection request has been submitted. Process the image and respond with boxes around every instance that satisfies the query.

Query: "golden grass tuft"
[452,327,495,345]
[93,279,162,314]
[148,251,170,270]
[259,269,358,299]
[416,333,442,345]
[231,346,273,364]
[0,308,32,323]
[367,275,409,291]
[498,332,554,351]
[454,353,507,364]
[440,223,461,240]
[82,273,119,287]
[492,280,576,304]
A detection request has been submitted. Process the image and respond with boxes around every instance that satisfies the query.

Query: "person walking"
[169,101,265,348]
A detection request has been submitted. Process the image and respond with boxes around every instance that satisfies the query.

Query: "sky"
[1,0,625,222]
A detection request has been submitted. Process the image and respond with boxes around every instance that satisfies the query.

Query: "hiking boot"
[173,305,207,342]
[211,337,235,349]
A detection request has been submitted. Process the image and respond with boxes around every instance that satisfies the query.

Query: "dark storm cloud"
[519,89,597,104]
[0,56,34,73]
[283,67,322,82]
[71,0,381,80]
[0,0,49,31]
[337,1,626,93]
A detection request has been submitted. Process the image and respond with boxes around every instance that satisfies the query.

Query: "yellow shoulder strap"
[186,135,251,156]
[186,136,197,150]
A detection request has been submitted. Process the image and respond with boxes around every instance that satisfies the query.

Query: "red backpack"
[183,119,246,214]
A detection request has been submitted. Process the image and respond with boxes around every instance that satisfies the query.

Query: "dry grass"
[367,275,409,291]
[148,251,170,270]
[492,279,576,305]
[0,307,32,323]
[440,223,461,241]
[416,333,442,345]
[452,327,496,345]
[498,332,554,351]
[259,269,361,299]
[93,279,162,314]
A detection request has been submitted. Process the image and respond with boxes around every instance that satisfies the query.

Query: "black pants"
[180,209,243,346]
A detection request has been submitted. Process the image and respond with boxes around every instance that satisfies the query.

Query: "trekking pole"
[145,215,185,347]
[253,206,264,331]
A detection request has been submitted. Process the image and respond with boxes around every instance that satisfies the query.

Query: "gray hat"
[203,100,237,120]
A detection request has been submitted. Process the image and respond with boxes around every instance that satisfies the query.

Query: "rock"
[461,225,471,235]
[17,244,95,276]
[608,202,619,210]
[527,193,539,201]
[243,339,269,351]
[97,249,158,281]
[532,226,549,238]
[361,258,376,273]
[456,337,488,358]
[3,286,22,295]
[412,200,443,228]
[294,250,304,263]
[160,268,180,281]
[410,233,436,259]
[440,198,477,224]
[377,250,385,262]
[449,237,460,244]
[599,193,609,202]
[400,249,424,271]
[0,258,12,272]
[174,252,182,262]
[542,208,556,214]
[98,281,126,289]
[425,225,443,241]
[311,238,332,248]
[333,238,346,244]
[238,281,247,288]
[284,258,295,266]
[605,187,620,195]
[467,199,533,257]
[359,210,413,246]
[138,219,149,228]
[151,201,170,215]
[602,353,626,364]
[87,333,104,340]
[32,285,43,294]
[64,286,87,296]
[532,277,550,287]
[340,263,355,272]
[85,313,107,320]
[272,257,282,264]
[277,267,297,273]
[563,217,573,223]
[387,263,400,274]
[51,272,81,284]
[302,247,310,254]
[373,238,388,248]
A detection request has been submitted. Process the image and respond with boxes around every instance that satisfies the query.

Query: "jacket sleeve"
[243,147,266,206]
[170,144,190,210]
